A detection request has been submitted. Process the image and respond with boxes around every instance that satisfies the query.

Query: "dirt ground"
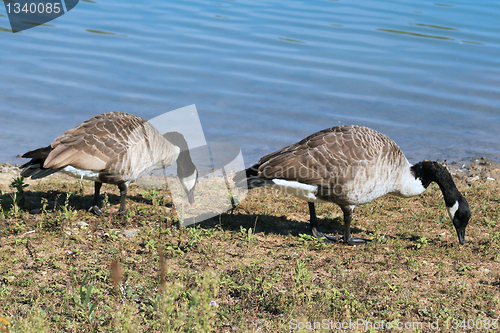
[0,156,499,332]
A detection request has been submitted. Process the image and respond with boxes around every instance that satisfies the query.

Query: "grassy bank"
[0,159,499,332]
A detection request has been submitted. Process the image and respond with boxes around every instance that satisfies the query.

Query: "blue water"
[1,0,499,165]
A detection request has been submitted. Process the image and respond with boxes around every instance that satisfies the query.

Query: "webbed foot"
[312,227,338,243]
[88,205,103,216]
[345,237,372,246]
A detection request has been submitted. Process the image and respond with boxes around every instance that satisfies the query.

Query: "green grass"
[0,161,499,332]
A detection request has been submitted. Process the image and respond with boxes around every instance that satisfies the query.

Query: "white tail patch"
[61,166,100,182]
[447,200,459,220]
[271,179,327,203]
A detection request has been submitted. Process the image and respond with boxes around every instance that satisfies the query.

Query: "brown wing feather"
[255,125,402,197]
[43,112,148,171]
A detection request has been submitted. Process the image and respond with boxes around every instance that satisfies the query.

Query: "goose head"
[163,131,198,204]
[447,195,471,245]
[412,161,471,245]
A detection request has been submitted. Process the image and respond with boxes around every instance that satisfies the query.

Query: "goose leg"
[117,183,128,216]
[341,206,371,245]
[309,202,338,243]
[89,181,103,216]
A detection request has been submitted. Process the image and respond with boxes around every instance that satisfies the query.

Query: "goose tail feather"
[233,163,272,189]
[21,146,63,179]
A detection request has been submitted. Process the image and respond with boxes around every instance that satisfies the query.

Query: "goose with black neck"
[20,112,198,216]
[234,125,471,245]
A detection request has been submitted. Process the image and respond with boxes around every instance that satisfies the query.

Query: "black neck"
[176,150,196,178]
[163,131,196,178]
[411,161,461,207]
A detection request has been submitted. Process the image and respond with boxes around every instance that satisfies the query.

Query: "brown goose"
[234,125,470,245]
[21,112,197,215]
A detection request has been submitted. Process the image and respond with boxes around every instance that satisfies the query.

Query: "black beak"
[456,227,465,245]
[187,189,195,204]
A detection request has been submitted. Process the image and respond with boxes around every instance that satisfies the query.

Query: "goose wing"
[43,112,148,171]
[255,125,401,194]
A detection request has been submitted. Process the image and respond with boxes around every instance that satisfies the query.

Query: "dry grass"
[0,159,499,332]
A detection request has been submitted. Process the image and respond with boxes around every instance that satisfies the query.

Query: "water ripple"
[377,28,455,41]
[0,0,499,163]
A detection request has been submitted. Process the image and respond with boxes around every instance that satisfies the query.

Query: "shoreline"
[1,157,499,193]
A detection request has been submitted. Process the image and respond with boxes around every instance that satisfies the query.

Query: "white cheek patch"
[447,201,459,220]
[181,171,197,191]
